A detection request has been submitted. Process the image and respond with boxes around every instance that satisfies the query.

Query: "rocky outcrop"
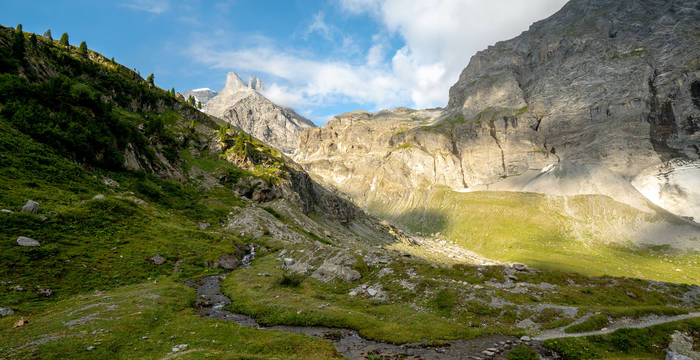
[201,72,315,154]
[295,0,700,219]
[182,88,217,107]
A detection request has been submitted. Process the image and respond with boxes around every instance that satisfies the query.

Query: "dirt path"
[534,312,700,341]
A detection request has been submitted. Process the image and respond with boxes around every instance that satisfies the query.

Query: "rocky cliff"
[296,0,700,221]
[182,88,217,106]
[201,72,315,154]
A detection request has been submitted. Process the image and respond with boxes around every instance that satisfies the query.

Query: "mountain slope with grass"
[1,21,700,360]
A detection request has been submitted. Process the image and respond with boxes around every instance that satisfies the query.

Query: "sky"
[1,0,567,124]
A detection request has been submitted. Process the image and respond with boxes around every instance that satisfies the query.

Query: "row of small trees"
[15,24,202,110]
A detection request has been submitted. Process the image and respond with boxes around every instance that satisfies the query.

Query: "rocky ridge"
[295,0,700,222]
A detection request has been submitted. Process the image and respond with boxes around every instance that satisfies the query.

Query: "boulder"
[149,254,167,265]
[36,288,53,297]
[198,222,210,230]
[216,254,240,270]
[92,194,105,200]
[16,236,40,247]
[0,307,14,317]
[21,200,39,214]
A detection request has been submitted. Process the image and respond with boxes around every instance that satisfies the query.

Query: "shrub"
[279,272,304,287]
[507,345,539,360]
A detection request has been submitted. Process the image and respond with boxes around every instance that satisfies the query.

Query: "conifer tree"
[170,88,176,97]
[59,32,69,46]
[146,73,154,85]
[197,101,202,109]
[30,34,37,47]
[11,24,25,59]
[43,29,52,40]
[79,41,88,56]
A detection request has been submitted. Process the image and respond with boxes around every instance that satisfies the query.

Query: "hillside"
[1,16,700,360]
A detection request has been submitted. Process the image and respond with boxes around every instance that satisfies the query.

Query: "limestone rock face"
[295,0,700,218]
[182,88,217,107]
[201,72,315,154]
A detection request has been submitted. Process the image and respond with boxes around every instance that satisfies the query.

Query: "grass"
[544,318,700,359]
[221,252,495,344]
[0,281,341,359]
[376,188,700,285]
[565,314,610,333]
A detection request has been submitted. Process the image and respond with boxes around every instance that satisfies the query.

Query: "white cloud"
[338,0,568,108]
[188,0,567,119]
[121,0,170,14]
[305,12,333,40]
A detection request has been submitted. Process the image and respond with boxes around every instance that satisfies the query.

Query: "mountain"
[198,72,315,154]
[296,0,700,219]
[1,4,700,359]
[182,87,217,106]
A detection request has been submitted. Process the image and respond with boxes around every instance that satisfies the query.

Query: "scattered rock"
[216,254,241,270]
[1,209,12,214]
[257,273,272,277]
[21,200,39,214]
[92,194,105,200]
[102,177,120,187]
[198,222,210,230]
[512,263,528,272]
[626,291,638,299]
[87,346,96,351]
[665,331,700,360]
[377,267,394,278]
[283,258,295,267]
[0,307,14,317]
[13,318,28,328]
[520,336,531,342]
[16,236,40,247]
[172,344,188,352]
[149,254,167,265]
[11,285,24,292]
[39,215,48,221]
[36,288,53,297]
[312,262,361,283]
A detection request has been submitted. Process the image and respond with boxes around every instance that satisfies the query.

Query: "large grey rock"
[21,200,39,214]
[16,236,40,247]
[665,331,700,360]
[216,254,241,270]
[0,307,14,317]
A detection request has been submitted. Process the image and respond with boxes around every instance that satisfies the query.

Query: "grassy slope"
[0,280,339,359]
[374,188,699,284]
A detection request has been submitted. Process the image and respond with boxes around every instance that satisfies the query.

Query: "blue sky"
[1,0,566,125]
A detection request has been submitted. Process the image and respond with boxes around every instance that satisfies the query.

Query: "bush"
[507,345,539,360]
[279,272,304,287]
[433,289,458,317]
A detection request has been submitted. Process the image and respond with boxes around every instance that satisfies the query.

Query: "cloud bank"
[189,0,567,118]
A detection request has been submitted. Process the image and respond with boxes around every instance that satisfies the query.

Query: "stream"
[187,246,539,359]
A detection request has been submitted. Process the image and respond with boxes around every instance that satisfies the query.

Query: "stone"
[198,222,210,230]
[87,346,95,351]
[149,254,167,265]
[1,209,12,214]
[481,350,494,356]
[512,263,528,272]
[0,307,14,317]
[665,331,700,360]
[256,273,272,277]
[283,258,295,267]
[172,344,188,352]
[36,288,53,297]
[367,288,378,297]
[10,285,24,292]
[21,200,39,214]
[216,254,240,270]
[13,318,28,328]
[92,194,105,200]
[520,336,531,342]
[16,236,40,247]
